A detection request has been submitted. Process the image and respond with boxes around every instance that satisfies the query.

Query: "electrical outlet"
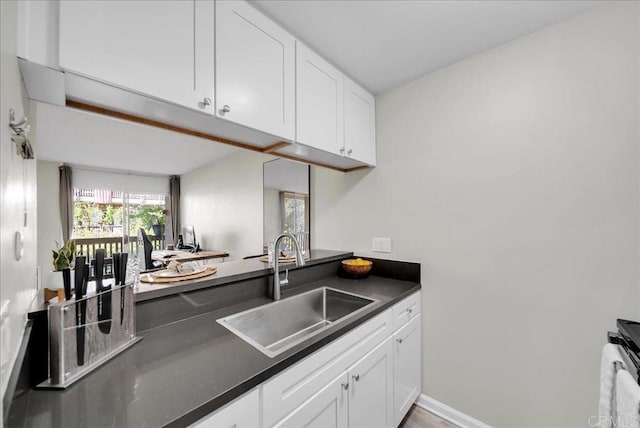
[372,237,392,253]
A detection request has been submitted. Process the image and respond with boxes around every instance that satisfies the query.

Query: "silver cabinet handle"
[339,147,345,154]
[341,382,349,390]
[221,105,231,113]
[202,97,212,106]
[352,374,360,382]
[347,148,353,156]
[397,338,403,344]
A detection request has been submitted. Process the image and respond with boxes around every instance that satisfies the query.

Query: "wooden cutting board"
[140,266,217,284]
[258,254,311,264]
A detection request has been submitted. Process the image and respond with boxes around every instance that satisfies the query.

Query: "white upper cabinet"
[216,0,295,141]
[344,77,376,166]
[296,42,344,156]
[59,0,215,114]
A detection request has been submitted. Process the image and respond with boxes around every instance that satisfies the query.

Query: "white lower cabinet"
[273,373,349,428]
[348,337,393,428]
[196,291,421,428]
[274,337,393,428]
[393,314,422,426]
[192,388,259,428]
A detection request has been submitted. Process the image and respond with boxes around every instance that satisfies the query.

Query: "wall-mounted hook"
[9,109,34,160]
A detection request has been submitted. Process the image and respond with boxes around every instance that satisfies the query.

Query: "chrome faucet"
[273,233,306,301]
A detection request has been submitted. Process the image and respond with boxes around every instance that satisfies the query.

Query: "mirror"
[36,102,314,267]
[263,159,310,254]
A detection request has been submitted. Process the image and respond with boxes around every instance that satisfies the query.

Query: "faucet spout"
[272,233,305,301]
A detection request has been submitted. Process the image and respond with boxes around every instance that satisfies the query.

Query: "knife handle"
[112,253,121,286]
[95,249,105,290]
[82,263,89,296]
[120,253,128,285]
[74,256,86,298]
[62,268,72,301]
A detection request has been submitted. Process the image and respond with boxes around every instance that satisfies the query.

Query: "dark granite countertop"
[134,249,352,302]
[27,250,353,316]
[9,265,420,427]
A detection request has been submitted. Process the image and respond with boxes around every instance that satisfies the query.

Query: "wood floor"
[399,405,460,428]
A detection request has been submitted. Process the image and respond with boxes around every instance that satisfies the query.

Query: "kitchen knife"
[112,253,121,287]
[62,268,72,301]
[74,256,87,366]
[95,249,111,334]
[119,253,128,325]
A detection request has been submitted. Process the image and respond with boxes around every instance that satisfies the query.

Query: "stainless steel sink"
[217,287,377,357]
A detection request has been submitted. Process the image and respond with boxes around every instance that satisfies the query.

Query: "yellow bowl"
[341,259,373,277]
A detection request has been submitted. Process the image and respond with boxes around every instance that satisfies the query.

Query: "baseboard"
[415,393,492,428]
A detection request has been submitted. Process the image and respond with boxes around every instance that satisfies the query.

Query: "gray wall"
[312,2,639,426]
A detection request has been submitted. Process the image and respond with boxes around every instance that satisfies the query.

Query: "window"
[281,192,309,252]
[72,188,166,259]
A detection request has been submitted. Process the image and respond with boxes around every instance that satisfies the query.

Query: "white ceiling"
[252,0,606,94]
[34,102,240,175]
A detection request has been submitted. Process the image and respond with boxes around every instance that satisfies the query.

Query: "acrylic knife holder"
[38,281,142,389]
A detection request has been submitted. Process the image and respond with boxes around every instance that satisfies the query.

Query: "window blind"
[72,168,169,194]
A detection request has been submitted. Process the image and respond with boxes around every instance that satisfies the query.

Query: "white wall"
[312,2,639,426]
[263,158,309,194]
[181,150,274,260]
[36,160,62,290]
[0,0,38,415]
[263,188,281,246]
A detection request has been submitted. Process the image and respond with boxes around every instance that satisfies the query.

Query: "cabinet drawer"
[392,291,421,331]
[191,388,259,428]
[262,309,393,427]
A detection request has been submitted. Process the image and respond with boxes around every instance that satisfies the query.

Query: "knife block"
[38,281,142,389]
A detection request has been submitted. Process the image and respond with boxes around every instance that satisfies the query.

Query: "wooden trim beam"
[262,141,290,153]
[65,100,372,173]
[269,151,347,172]
[343,165,371,173]
[66,100,264,153]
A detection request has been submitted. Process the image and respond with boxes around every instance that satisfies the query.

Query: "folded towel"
[614,369,640,428]
[599,344,628,423]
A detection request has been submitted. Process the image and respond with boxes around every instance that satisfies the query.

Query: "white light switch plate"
[372,237,392,253]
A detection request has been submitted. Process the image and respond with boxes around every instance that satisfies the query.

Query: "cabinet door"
[193,388,259,428]
[262,310,393,427]
[348,337,393,428]
[216,0,295,140]
[59,0,215,114]
[296,42,344,156]
[344,77,376,166]
[273,373,348,428]
[393,314,422,426]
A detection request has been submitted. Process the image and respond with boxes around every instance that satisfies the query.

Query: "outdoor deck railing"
[73,235,164,260]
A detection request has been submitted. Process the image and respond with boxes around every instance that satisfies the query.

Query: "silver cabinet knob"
[406,308,413,314]
[347,148,353,156]
[221,105,231,113]
[341,382,349,390]
[397,338,403,344]
[352,374,360,382]
[202,97,212,106]
[339,147,345,154]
